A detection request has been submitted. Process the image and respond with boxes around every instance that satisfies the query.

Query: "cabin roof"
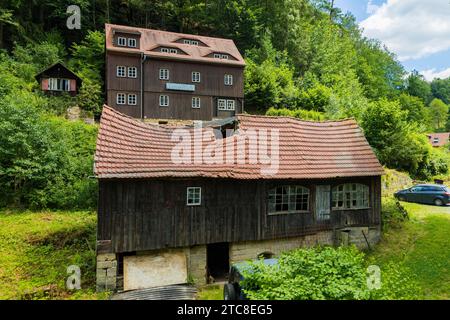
[94,105,384,179]
[35,62,82,83]
[105,23,245,67]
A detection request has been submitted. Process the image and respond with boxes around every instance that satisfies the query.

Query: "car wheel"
[434,198,444,206]
[223,283,236,300]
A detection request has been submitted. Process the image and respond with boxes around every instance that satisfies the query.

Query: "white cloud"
[420,68,450,81]
[360,0,450,61]
[366,0,380,14]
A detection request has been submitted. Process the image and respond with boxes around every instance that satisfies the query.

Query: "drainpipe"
[140,53,148,119]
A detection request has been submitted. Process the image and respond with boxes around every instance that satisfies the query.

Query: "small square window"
[187,187,201,205]
[128,67,137,78]
[221,54,229,59]
[128,38,137,48]
[214,53,221,59]
[160,47,170,53]
[116,66,126,77]
[183,39,191,45]
[169,48,178,54]
[159,95,169,107]
[192,97,201,109]
[192,72,201,83]
[159,69,169,80]
[218,99,226,111]
[116,93,126,105]
[128,94,137,105]
[117,37,127,46]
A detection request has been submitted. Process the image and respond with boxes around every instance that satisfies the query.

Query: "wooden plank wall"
[97,176,382,253]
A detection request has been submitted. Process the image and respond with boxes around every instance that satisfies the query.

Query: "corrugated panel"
[111,285,198,300]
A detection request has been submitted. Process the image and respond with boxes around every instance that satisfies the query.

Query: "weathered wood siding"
[97,176,381,253]
[106,52,244,120]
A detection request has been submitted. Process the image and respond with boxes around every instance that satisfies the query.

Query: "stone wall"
[96,253,117,291]
[336,226,381,250]
[187,245,207,284]
[229,231,334,264]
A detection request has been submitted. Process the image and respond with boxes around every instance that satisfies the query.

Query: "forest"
[1,0,450,209]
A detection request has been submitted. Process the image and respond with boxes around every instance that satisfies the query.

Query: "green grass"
[197,284,223,300]
[0,209,109,300]
[369,201,450,299]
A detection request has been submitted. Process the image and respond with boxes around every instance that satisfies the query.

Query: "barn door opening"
[207,242,229,283]
[316,185,331,221]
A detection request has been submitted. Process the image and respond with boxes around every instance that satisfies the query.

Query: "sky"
[334,0,450,81]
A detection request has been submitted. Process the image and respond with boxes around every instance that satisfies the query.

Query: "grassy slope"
[0,210,108,300]
[369,202,450,299]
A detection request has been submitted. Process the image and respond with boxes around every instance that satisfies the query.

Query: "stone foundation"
[230,231,334,264]
[96,253,117,291]
[96,228,381,291]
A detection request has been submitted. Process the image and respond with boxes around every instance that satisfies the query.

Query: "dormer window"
[160,47,178,54]
[117,37,127,47]
[183,39,199,46]
[213,53,230,60]
[128,38,137,48]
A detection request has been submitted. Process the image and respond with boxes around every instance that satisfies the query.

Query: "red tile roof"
[94,105,384,179]
[105,24,245,67]
[427,132,450,147]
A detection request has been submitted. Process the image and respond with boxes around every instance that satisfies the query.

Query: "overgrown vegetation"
[239,246,419,300]
[0,210,107,299]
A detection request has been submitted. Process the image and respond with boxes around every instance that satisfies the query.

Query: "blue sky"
[334,0,450,80]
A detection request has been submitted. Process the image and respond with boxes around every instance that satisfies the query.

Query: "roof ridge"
[237,113,357,124]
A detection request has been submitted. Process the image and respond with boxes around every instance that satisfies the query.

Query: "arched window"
[332,183,369,209]
[268,185,310,214]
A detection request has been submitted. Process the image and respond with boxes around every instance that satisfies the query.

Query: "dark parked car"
[223,258,278,300]
[394,184,450,206]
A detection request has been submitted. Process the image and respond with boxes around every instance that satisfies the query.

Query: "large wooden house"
[104,24,245,121]
[94,105,384,291]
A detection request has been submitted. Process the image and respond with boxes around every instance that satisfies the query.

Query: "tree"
[406,70,432,103]
[397,93,430,129]
[428,98,449,131]
[431,77,450,105]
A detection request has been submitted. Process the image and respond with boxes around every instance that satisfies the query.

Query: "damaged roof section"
[94,105,384,179]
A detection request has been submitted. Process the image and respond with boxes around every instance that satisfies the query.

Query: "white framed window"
[48,78,70,91]
[224,74,233,86]
[221,54,229,59]
[332,183,369,209]
[128,67,137,78]
[183,39,191,45]
[159,68,169,80]
[187,187,201,206]
[169,48,178,54]
[192,97,201,109]
[116,93,126,105]
[226,99,235,111]
[214,53,221,59]
[192,71,201,83]
[116,66,126,77]
[217,99,226,111]
[183,39,199,45]
[159,95,169,107]
[128,38,137,48]
[160,47,170,53]
[128,94,137,105]
[117,37,127,46]
[433,137,439,143]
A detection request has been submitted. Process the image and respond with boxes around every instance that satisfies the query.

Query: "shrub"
[381,197,408,231]
[240,246,419,300]
[266,107,326,121]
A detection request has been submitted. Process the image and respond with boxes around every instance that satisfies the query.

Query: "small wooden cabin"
[35,63,82,96]
[94,105,384,292]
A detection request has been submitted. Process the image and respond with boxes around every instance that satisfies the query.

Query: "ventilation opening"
[207,242,229,283]
[257,251,274,259]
